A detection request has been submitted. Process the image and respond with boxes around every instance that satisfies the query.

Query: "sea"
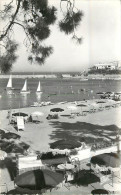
[0,75,121,110]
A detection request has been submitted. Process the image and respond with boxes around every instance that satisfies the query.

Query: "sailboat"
[7,75,12,89]
[6,75,14,94]
[20,79,30,94]
[36,81,42,94]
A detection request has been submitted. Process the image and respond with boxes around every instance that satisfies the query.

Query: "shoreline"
[0,74,121,80]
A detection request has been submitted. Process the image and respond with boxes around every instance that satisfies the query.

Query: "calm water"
[0,78,121,110]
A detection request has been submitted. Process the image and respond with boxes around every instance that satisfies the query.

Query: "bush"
[88,69,121,74]
[70,149,78,155]
[38,151,67,160]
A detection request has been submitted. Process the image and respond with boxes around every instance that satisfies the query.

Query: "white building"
[93,61,119,70]
[62,74,72,78]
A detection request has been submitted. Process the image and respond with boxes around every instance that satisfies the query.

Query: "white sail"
[21,80,27,91]
[37,81,41,92]
[7,75,12,88]
[20,79,30,94]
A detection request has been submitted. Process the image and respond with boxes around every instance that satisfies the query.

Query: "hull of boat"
[7,89,14,95]
[80,79,88,81]
[6,87,15,90]
[36,91,42,94]
[20,91,30,94]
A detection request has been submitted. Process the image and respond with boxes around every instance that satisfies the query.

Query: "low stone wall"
[70,141,121,162]
[91,145,119,157]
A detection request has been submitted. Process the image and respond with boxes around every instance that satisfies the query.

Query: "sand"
[0,99,121,153]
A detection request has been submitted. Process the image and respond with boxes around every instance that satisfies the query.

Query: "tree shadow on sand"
[49,121,121,145]
[70,169,100,186]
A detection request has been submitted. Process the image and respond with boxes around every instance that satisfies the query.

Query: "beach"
[0,99,121,152]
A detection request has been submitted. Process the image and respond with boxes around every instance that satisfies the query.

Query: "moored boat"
[36,81,42,94]
[6,75,14,94]
[20,79,30,94]
[80,78,88,81]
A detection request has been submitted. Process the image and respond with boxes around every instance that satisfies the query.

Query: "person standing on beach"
[7,108,12,124]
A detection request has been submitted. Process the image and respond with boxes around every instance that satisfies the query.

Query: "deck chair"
[63,171,77,190]
[0,183,8,194]
[17,116,25,131]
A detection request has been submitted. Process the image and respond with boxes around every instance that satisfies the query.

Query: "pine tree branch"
[0,0,21,41]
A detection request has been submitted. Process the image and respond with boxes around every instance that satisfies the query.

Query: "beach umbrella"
[91,189,109,194]
[50,139,82,150]
[77,104,87,107]
[15,169,64,190]
[1,132,21,140]
[96,101,106,104]
[50,108,64,112]
[91,153,120,168]
[12,112,28,117]
[70,170,100,186]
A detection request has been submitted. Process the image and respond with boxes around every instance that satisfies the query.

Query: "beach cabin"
[17,116,25,131]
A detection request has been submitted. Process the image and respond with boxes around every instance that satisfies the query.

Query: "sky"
[6,0,121,72]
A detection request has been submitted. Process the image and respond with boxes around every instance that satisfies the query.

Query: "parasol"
[50,139,82,150]
[50,108,64,112]
[15,169,64,190]
[12,112,28,117]
[91,152,120,168]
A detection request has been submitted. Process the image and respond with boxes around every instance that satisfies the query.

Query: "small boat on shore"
[36,81,42,94]
[80,78,88,81]
[20,79,30,94]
